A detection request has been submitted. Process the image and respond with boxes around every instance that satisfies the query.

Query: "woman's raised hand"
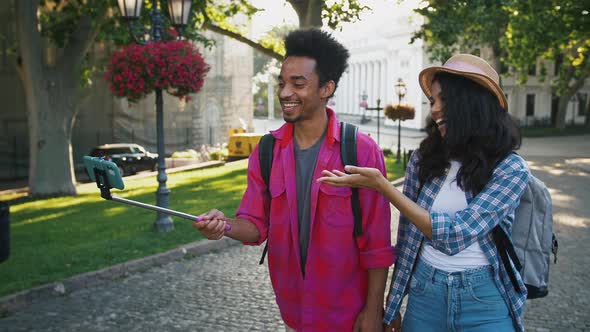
[317,165,388,192]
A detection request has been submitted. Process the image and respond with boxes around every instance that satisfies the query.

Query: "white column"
[367,61,375,107]
[267,77,274,120]
[351,63,361,114]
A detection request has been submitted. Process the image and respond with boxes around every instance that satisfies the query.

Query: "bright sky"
[249,0,298,39]
[248,0,422,40]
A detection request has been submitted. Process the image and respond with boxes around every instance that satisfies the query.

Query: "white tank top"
[419,161,490,272]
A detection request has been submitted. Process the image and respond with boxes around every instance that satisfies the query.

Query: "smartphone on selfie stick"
[83,156,230,230]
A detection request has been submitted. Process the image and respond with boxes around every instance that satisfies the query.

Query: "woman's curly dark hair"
[418,72,521,195]
[284,28,350,98]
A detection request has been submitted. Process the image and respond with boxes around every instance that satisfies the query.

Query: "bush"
[170,149,200,159]
[382,148,393,157]
[209,151,221,160]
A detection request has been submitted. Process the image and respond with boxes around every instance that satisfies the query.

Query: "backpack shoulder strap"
[258,133,275,188]
[258,133,275,265]
[340,122,363,236]
[492,226,523,293]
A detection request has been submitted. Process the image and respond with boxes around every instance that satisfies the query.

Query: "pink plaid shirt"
[236,108,395,331]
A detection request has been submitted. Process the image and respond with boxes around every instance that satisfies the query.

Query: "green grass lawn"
[521,126,590,137]
[0,156,405,298]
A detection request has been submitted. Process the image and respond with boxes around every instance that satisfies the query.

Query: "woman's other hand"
[317,165,388,193]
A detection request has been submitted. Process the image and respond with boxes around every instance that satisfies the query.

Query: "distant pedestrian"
[319,54,529,331]
[193,28,395,331]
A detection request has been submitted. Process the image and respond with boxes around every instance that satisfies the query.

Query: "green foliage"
[500,1,590,90]
[385,154,406,181]
[412,0,508,63]
[520,125,590,137]
[78,55,97,88]
[382,148,393,157]
[209,148,228,161]
[414,0,590,129]
[323,0,370,30]
[256,25,294,64]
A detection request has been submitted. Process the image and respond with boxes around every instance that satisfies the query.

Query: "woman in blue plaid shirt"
[319,54,529,332]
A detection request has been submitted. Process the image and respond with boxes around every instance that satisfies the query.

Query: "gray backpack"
[494,172,558,299]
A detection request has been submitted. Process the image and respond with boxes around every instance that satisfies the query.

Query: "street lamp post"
[117,0,192,232]
[394,78,407,163]
[360,91,382,146]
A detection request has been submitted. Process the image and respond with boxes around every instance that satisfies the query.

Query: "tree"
[413,0,590,129]
[15,0,367,197]
[202,0,370,61]
[501,1,590,129]
[16,1,107,196]
[14,0,256,197]
[412,0,508,70]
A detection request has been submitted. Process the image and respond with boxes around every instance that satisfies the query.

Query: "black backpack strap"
[340,122,362,237]
[259,134,275,188]
[258,133,275,265]
[492,226,524,293]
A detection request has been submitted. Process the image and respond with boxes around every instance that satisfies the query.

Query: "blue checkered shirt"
[383,151,530,332]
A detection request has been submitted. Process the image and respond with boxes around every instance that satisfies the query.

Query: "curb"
[0,237,240,316]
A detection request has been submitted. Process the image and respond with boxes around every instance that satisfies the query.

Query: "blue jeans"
[402,259,515,332]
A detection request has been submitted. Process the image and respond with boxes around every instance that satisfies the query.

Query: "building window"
[578,93,588,116]
[526,94,535,116]
[400,59,410,68]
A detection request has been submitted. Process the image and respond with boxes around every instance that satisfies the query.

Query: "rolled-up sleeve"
[430,155,530,255]
[355,135,396,269]
[236,145,270,246]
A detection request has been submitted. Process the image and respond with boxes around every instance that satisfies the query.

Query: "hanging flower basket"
[104,40,209,103]
[384,103,416,121]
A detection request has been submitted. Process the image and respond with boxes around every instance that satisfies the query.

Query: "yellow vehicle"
[227,129,264,161]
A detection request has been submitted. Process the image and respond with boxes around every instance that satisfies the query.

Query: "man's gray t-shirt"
[294,130,326,276]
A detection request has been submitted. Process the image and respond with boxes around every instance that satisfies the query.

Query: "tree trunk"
[585,97,590,127]
[16,1,102,196]
[288,0,324,28]
[24,69,80,196]
[302,0,323,27]
[555,96,570,130]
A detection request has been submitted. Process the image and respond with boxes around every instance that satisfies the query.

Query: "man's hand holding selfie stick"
[85,156,231,233]
[193,209,261,243]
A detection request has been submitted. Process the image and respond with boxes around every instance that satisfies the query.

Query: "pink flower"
[104,40,209,102]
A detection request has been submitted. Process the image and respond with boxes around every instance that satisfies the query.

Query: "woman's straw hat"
[418,54,507,110]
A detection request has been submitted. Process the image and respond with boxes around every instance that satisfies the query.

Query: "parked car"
[88,143,158,177]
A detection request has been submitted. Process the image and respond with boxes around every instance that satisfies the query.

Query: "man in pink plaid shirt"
[193,28,395,332]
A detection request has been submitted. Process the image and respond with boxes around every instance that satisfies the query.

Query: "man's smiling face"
[278,56,326,123]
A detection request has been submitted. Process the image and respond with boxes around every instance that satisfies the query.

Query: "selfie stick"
[92,167,231,231]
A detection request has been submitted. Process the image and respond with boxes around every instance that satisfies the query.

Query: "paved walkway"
[0,136,589,331]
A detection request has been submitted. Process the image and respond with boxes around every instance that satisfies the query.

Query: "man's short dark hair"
[284,29,350,97]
